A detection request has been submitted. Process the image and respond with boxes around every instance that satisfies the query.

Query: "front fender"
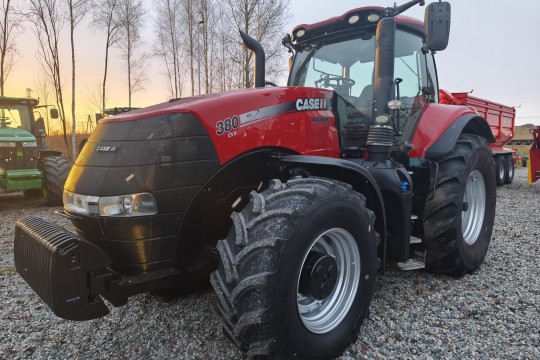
[280,155,387,268]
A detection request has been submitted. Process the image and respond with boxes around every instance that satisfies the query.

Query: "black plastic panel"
[64,112,220,276]
[70,213,181,275]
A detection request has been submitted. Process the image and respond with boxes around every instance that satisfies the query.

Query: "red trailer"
[440,90,516,185]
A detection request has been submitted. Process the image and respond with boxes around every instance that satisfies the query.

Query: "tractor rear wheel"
[504,155,514,184]
[424,134,496,276]
[494,155,505,186]
[211,177,378,359]
[42,156,70,206]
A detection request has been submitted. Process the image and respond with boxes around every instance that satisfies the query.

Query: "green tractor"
[0,97,69,205]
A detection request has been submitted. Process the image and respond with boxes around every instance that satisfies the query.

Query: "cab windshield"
[288,29,438,133]
[0,105,32,130]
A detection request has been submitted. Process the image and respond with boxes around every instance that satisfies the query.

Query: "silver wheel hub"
[462,170,486,245]
[297,228,360,334]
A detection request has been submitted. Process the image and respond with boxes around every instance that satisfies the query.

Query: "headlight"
[63,191,157,217]
[0,142,16,147]
[22,141,37,147]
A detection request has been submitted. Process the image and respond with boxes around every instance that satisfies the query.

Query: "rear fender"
[38,150,63,162]
[425,114,494,159]
[280,155,387,269]
[410,103,494,159]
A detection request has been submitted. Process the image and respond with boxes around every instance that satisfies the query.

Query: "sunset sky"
[6,0,540,132]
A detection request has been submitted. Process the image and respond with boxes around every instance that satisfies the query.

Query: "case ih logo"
[296,98,328,111]
[96,145,120,153]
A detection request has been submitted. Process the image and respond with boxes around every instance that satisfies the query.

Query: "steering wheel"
[315,74,356,89]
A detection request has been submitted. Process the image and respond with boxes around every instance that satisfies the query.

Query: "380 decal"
[216,115,240,136]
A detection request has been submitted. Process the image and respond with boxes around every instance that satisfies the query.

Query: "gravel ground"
[1,167,539,359]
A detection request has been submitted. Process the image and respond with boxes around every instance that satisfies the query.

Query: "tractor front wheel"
[42,156,70,206]
[424,134,496,276]
[211,177,378,359]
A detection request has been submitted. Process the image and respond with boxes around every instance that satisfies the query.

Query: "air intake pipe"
[239,31,266,88]
[367,17,396,161]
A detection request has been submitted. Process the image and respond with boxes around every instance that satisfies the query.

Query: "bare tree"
[198,0,218,93]
[67,0,91,157]
[179,0,196,96]
[33,71,53,133]
[27,0,69,153]
[154,0,183,99]
[90,0,123,111]
[116,0,146,107]
[83,81,105,117]
[223,0,290,88]
[0,0,23,96]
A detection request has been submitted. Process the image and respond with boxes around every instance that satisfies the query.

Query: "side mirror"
[50,108,59,119]
[424,2,451,51]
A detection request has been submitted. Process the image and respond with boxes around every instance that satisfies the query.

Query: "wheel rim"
[508,162,514,178]
[297,228,360,334]
[498,162,505,180]
[462,170,486,245]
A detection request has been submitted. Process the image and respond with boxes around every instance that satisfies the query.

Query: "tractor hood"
[70,86,339,198]
[103,86,337,164]
[105,87,333,125]
[0,127,36,142]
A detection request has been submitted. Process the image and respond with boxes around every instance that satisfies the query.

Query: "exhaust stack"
[239,31,266,88]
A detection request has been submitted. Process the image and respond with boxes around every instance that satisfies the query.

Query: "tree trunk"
[70,1,76,159]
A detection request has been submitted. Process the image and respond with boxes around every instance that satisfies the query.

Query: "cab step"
[410,236,422,244]
[397,258,425,271]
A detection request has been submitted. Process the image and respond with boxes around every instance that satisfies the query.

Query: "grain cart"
[14,2,497,358]
[440,90,516,186]
[528,126,540,183]
[0,97,69,204]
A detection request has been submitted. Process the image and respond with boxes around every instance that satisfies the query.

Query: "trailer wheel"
[42,156,70,206]
[424,134,496,276]
[504,155,514,184]
[494,156,505,186]
[211,177,378,359]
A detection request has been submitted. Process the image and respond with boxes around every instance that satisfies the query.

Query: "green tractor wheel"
[42,156,70,206]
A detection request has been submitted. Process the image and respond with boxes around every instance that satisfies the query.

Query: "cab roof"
[0,97,39,107]
[291,6,424,44]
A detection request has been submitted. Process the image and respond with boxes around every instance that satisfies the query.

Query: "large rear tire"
[42,156,70,206]
[211,177,378,359]
[424,134,496,276]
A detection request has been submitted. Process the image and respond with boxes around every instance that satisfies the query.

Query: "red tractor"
[14,1,497,358]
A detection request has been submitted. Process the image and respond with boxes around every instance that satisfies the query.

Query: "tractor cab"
[0,98,43,172]
[287,3,447,159]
